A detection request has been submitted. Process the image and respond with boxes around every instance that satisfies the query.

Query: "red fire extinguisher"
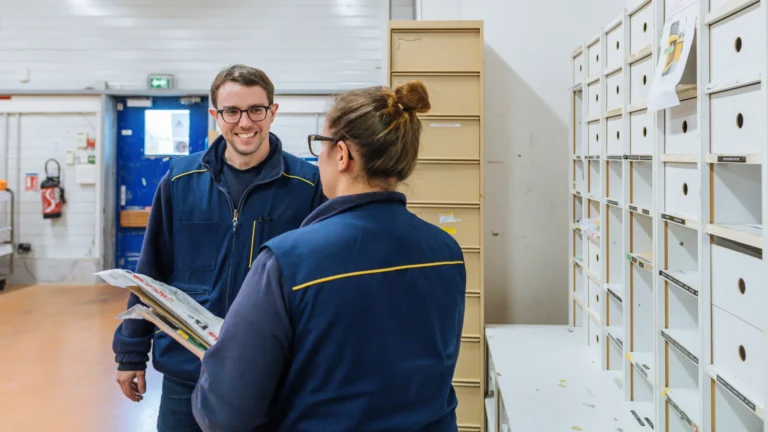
[41,159,65,219]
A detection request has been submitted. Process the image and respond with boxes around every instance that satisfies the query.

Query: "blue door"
[116,96,209,271]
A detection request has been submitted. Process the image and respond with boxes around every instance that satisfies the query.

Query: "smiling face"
[209,81,277,158]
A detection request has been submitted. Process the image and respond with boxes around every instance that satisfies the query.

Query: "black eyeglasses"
[307,134,354,160]
[216,105,273,124]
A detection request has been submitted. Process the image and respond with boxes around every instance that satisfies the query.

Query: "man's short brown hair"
[210,64,275,108]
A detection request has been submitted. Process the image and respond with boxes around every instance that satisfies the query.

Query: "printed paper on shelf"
[647,0,698,112]
[96,269,223,347]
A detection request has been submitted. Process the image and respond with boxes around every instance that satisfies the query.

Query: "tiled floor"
[0,284,163,431]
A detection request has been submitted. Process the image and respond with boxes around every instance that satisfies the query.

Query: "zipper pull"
[233,209,239,231]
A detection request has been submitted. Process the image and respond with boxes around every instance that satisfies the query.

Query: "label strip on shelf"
[661,331,699,365]
[659,271,699,297]
[666,394,693,426]
[661,213,686,226]
[630,410,645,426]
[607,287,623,303]
[716,374,757,413]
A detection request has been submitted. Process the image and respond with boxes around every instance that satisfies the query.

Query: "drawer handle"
[739,345,747,362]
[596,54,600,63]
[596,134,599,142]
[596,93,599,102]
[682,183,688,196]
[737,113,744,129]
[738,278,746,294]
[596,294,600,303]
[616,85,620,95]
[643,127,647,137]
[616,131,620,140]
[616,41,620,51]
[735,37,742,53]
[643,23,648,33]
[580,65,583,71]
[682,120,688,133]
[596,335,600,343]
[596,253,599,262]
[643,75,647,85]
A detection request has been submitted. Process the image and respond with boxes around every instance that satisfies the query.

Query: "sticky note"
[442,227,457,235]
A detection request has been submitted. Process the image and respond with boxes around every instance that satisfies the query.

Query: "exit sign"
[148,75,174,89]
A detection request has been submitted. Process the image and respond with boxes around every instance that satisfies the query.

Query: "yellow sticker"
[626,353,632,361]
[442,227,457,235]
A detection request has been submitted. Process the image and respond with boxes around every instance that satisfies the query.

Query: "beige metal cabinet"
[389,20,485,431]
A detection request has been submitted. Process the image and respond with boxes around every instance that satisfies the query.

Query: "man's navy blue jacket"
[192,191,467,432]
[112,133,324,383]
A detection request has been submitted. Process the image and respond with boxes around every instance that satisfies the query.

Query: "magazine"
[97,269,223,352]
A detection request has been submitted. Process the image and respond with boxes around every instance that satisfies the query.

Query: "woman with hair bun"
[192,80,467,432]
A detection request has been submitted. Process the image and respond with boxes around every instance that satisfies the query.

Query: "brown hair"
[210,64,275,108]
[326,80,431,182]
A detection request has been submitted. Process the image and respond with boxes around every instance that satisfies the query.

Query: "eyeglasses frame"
[307,134,354,160]
[216,104,274,124]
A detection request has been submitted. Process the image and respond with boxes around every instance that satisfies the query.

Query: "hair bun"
[394,80,431,114]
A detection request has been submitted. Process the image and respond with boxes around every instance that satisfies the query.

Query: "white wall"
[0,96,103,284]
[419,0,624,325]
[0,0,388,92]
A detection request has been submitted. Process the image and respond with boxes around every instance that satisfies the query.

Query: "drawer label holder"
[627,155,653,161]
[628,205,639,212]
[716,374,756,412]
[717,155,747,163]
[607,155,623,160]
[645,417,654,429]
[660,271,699,297]
[667,395,692,426]
[661,213,685,226]
[631,410,645,426]
[636,362,648,379]
[642,208,650,216]
[606,199,620,207]
[661,331,699,365]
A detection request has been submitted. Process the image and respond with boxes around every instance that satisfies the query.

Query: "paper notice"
[647,1,698,112]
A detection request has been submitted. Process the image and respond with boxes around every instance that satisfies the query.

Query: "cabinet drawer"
[455,337,482,381]
[588,41,602,77]
[419,118,480,160]
[573,51,584,85]
[463,292,481,337]
[409,205,480,248]
[391,74,480,116]
[712,242,764,330]
[606,24,624,72]
[665,97,698,154]
[588,276,602,310]
[606,71,624,112]
[630,56,653,105]
[464,249,480,293]
[589,316,602,362]
[401,162,480,203]
[710,83,763,155]
[391,31,481,72]
[588,161,600,195]
[709,4,764,85]
[454,381,483,426]
[588,81,601,118]
[606,116,625,155]
[630,3,653,54]
[712,305,764,403]
[588,238,600,276]
[664,163,699,220]
[588,120,601,155]
[630,109,652,155]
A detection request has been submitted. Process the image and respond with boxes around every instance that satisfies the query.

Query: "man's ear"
[269,103,279,125]
[208,108,218,120]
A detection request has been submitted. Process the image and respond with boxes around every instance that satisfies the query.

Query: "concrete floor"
[0,284,164,431]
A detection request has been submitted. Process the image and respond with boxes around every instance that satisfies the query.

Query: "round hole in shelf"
[616,131,620,140]
[616,85,620,95]
[643,127,647,137]
[643,75,647,85]
[679,241,684,246]
[739,345,747,362]
[596,254,599,262]
[596,294,599,303]
[737,113,744,128]
[580,65,583,71]
[616,41,620,50]
[682,121,688,133]
[596,54,600,63]
[682,183,688,196]
[738,278,746,295]
[596,134,599,142]
[596,94,599,102]
[596,335,600,343]
[735,37,742,53]
[643,22,648,33]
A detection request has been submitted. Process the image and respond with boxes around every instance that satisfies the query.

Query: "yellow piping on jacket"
[171,169,207,182]
[282,172,314,187]
[292,260,464,291]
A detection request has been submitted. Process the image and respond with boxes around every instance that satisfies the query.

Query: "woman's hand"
[117,370,146,402]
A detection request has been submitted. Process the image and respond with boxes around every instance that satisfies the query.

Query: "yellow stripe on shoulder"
[292,260,464,291]
[171,169,207,182]
[282,172,315,187]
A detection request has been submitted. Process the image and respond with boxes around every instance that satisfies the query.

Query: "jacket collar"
[301,191,407,227]
[201,132,284,184]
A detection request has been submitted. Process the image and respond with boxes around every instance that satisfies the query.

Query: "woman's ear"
[337,140,352,171]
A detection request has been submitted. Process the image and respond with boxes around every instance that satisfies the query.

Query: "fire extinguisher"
[41,159,66,219]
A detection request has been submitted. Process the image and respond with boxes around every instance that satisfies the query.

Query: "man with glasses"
[112,64,325,432]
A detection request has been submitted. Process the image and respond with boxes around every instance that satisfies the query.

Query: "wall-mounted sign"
[148,74,174,89]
